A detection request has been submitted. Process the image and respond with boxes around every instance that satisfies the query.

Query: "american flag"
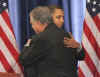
[0,0,23,76]
[78,0,100,77]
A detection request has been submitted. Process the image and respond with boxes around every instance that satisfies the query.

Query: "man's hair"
[30,6,52,24]
[48,5,63,14]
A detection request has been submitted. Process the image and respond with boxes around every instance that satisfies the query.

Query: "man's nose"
[61,17,64,23]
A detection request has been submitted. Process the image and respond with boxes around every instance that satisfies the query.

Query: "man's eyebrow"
[56,15,64,17]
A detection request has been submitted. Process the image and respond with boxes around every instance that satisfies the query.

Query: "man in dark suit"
[19,6,85,77]
[49,5,85,77]
[49,5,82,49]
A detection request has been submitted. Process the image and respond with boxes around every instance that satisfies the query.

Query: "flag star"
[93,1,96,5]
[92,8,96,12]
[2,2,7,7]
[87,0,90,3]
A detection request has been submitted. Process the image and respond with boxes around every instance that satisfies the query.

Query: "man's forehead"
[54,9,64,14]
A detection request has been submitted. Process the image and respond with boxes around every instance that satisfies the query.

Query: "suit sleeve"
[75,48,85,60]
[19,39,52,66]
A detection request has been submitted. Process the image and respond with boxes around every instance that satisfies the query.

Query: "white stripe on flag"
[82,33,100,74]
[0,38,22,74]
[79,61,93,77]
[85,9,100,47]
[0,13,19,53]
[0,62,6,72]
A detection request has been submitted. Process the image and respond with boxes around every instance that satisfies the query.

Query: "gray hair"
[30,6,52,24]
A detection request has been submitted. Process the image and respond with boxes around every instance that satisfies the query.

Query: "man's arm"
[75,48,85,60]
[64,33,80,48]
[19,38,52,66]
[64,32,85,60]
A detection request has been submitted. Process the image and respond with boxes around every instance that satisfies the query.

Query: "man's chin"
[58,25,63,28]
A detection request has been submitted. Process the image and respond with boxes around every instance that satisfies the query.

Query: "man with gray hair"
[19,6,53,77]
[19,6,79,77]
[29,6,52,34]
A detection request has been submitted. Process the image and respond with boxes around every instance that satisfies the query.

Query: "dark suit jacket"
[19,23,85,77]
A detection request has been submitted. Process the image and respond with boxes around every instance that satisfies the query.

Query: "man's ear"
[30,16,32,24]
[30,15,34,25]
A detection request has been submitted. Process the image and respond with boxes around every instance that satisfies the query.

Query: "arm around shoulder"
[19,39,52,66]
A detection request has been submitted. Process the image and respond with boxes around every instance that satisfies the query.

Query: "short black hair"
[48,5,63,14]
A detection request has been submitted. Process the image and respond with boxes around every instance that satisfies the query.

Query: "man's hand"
[64,33,80,48]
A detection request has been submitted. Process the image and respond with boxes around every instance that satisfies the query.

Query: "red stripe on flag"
[0,7,23,76]
[78,67,85,77]
[84,21,100,59]
[79,2,100,77]
[0,26,19,62]
[83,48,100,76]
[0,25,23,72]
[1,10,15,36]
[1,10,23,70]
[0,50,14,73]
[93,15,100,32]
